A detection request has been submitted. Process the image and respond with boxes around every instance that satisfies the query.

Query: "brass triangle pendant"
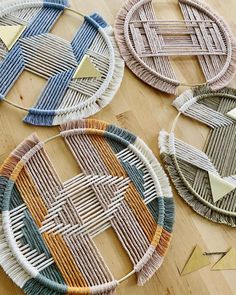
[208,172,236,203]
[0,25,26,50]
[73,55,101,79]
[212,248,236,270]
[181,245,210,275]
[227,108,236,121]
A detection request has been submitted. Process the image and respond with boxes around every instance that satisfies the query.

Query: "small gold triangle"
[227,108,236,121]
[212,248,236,270]
[181,245,210,276]
[208,172,236,203]
[0,25,26,50]
[73,55,101,79]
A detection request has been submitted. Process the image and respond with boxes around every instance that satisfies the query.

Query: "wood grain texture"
[0,0,236,294]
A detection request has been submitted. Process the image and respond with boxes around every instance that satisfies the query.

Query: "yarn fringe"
[0,215,31,288]
[161,152,236,227]
[134,137,173,199]
[60,118,108,133]
[137,227,173,285]
[90,12,108,28]
[114,0,179,94]
[0,134,40,177]
[137,250,163,286]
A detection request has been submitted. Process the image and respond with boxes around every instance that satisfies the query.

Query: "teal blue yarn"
[0,1,67,104]
[0,175,68,294]
[40,264,66,284]
[0,2,111,126]
[85,13,108,29]
[23,264,66,295]
[43,0,68,9]
[23,278,66,295]
[88,13,108,28]
[104,124,175,233]
[122,162,145,195]
[0,177,9,211]
[24,69,75,126]
[22,5,65,38]
[1,179,15,212]
[148,198,175,232]
[106,124,137,145]
[162,198,175,233]
[0,43,25,99]
[71,14,102,63]
[104,126,137,156]
[21,210,51,258]
[33,274,67,294]
[9,184,24,211]
[149,197,164,226]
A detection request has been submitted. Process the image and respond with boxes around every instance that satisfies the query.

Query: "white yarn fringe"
[134,137,173,199]
[0,214,31,288]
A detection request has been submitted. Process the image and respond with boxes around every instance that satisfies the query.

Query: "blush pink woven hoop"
[114,0,236,94]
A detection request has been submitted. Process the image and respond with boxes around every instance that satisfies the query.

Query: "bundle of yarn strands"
[114,0,236,94]
[0,119,175,294]
[0,0,124,126]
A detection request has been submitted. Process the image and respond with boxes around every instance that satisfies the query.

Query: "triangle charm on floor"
[0,25,26,50]
[181,245,210,275]
[73,55,101,79]
[208,172,236,203]
[212,248,236,270]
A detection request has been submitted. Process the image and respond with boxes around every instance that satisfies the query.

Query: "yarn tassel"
[137,251,163,286]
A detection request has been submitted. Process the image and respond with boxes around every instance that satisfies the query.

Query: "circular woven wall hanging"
[159,86,236,226]
[0,0,124,126]
[114,0,236,94]
[0,119,174,294]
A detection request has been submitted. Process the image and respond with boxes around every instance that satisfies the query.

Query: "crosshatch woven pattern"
[114,0,236,94]
[0,119,175,295]
[0,0,124,126]
[159,87,236,226]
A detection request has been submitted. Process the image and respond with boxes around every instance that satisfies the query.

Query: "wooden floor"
[0,0,236,294]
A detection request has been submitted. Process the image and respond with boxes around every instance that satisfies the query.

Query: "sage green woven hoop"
[170,91,236,217]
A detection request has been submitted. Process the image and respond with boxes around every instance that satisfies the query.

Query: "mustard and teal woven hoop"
[0,0,124,126]
[0,119,174,295]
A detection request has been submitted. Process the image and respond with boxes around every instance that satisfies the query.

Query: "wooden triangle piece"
[227,108,236,121]
[208,172,236,203]
[181,245,210,275]
[212,248,236,270]
[0,25,26,50]
[73,55,101,79]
